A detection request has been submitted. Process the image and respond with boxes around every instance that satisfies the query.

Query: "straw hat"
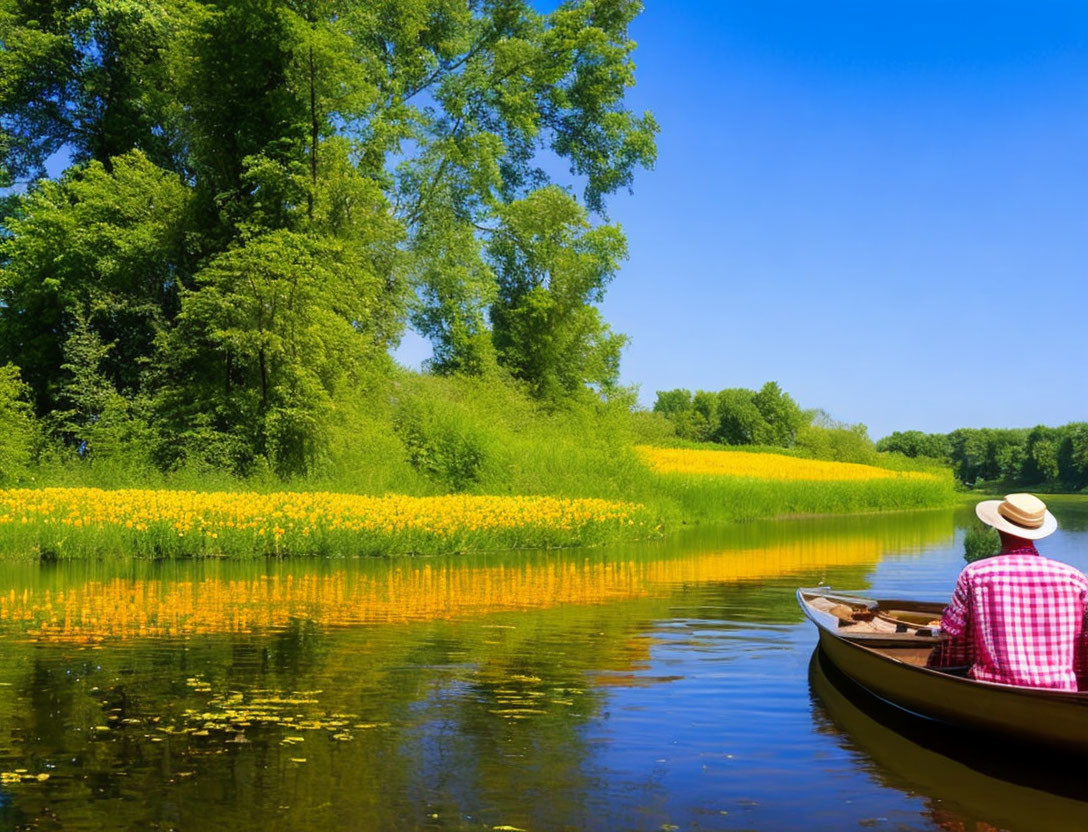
[975,493,1057,540]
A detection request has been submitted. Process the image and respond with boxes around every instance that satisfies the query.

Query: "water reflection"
[0,509,954,643]
[0,507,965,831]
[809,649,1088,831]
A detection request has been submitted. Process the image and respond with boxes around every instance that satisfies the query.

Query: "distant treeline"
[652,383,881,464]
[877,426,1088,489]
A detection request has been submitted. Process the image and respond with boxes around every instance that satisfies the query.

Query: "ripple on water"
[0,505,1079,830]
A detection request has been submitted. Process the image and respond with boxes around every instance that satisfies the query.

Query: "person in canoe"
[928,493,1088,690]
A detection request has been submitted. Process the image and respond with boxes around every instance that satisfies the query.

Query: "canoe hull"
[801,588,1088,752]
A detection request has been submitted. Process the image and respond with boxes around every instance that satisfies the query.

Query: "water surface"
[0,500,1085,830]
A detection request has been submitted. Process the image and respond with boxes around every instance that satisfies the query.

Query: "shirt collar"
[999,542,1040,556]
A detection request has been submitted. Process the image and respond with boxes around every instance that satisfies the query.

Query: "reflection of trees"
[1046,497,1088,533]
[0,507,962,829]
[0,507,954,644]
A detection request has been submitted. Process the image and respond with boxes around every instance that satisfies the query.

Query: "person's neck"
[999,531,1038,554]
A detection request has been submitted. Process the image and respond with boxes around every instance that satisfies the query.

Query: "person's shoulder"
[1036,555,1088,584]
[961,553,1074,577]
[975,553,1088,585]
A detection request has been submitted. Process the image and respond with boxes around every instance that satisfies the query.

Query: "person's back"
[930,494,1088,690]
[939,549,1088,689]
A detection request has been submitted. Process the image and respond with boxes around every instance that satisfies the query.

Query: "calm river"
[0,499,1086,831]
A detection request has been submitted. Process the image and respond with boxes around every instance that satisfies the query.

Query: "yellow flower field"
[636,445,939,482]
[0,488,651,559]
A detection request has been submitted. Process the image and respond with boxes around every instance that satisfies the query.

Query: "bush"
[964,524,1000,563]
[795,423,878,465]
[393,397,490,492]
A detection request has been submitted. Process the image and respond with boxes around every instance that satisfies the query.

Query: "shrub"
[393,398,490,492]
[964,524,1000,563]
[795,423,878,465]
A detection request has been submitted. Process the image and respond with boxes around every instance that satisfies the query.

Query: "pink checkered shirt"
[929,544,1088,690]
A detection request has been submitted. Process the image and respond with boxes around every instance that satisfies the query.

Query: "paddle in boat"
[798,587,1088,752]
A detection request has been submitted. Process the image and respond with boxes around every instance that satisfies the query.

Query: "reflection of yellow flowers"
[636,446,938,482]
[8,537,889,643]
[0,488,649,557]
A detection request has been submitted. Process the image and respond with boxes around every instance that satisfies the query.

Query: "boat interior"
[801,592,945,639]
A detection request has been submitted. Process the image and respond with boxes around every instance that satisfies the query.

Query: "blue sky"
[400,1,1088,438]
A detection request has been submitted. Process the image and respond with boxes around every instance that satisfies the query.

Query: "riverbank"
[0,446,956,559]
[0,375,956,559]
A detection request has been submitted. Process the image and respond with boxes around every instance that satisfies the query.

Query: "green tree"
[751,381,805,447]
[652,389,709,440]
[795,415,876,464]
[0,151,191,414]
[876,430,949,460]
[50,311,147,459]
[1,0,657,475]
[0,0,196,182]
[409,216,497,376]
[1025,425,1060,483]
[0,364,35,482]
[653,389,692,419]
[489,187,627,401]
[1065,424,1088,489]
[164,207,398,475]
[713,388,769,445]
[389,0,656,371]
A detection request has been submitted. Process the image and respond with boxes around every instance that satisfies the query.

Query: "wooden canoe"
[809,650,1088,823]
[799,587,1088,752]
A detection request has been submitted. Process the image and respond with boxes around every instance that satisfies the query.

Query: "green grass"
[650,472,955,524]
[3,370,958,559]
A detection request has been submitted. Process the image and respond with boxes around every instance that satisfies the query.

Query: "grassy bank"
[653,474,954,523]
[0,373,956,559]
[636,445,955,523]
[0,449,955,560]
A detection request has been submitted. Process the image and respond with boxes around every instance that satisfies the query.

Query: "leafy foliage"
[393,397,488,492]
[489,187,627,400]
[878,424,1088,489]
[0,151,190,413]
[654,382,809,450]
[963,523,1001,563]
[0,0,657,477]
[0,364,35,482]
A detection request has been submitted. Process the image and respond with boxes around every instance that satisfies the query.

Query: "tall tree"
[0,0,657,472]
[162,141,402,474]
[387,0,657,372]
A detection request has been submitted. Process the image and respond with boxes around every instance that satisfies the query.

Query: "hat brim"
[976,500,1058,540]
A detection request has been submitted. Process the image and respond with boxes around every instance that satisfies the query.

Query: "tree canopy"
[0,0,657,475]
